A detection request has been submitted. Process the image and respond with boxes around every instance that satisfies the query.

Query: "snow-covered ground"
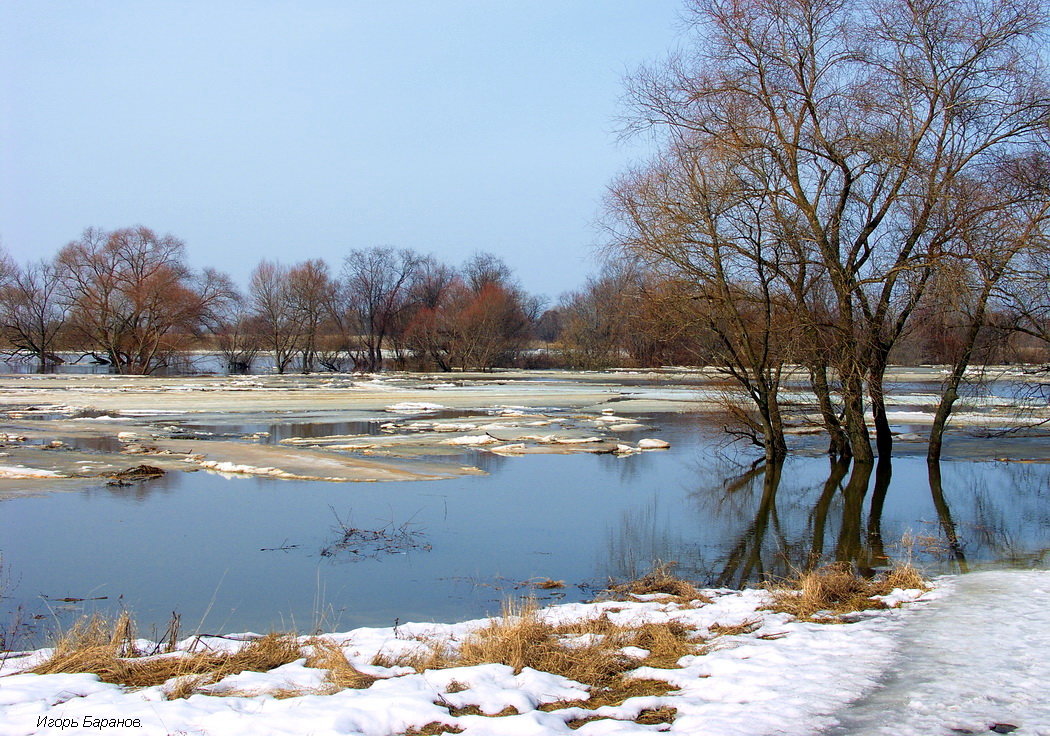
[2,570,1047,736]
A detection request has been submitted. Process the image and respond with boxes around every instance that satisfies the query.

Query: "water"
[0,415,1047,642]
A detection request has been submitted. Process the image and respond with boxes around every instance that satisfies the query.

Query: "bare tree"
[212,291,263,374]
[396,255,457,370]
[58,227,232,374]
[618,0,1050,462]
[248,260,300,374]
[341,247,420,372]
[0,259,68,371]
[440,253,539,371]
[287,259,336,372]
[926,163,1050,460]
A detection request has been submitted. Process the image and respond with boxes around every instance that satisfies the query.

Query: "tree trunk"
[810,364,850,458]
[841,369,874,464]
[928,286,992,462]
[868,348,893,458]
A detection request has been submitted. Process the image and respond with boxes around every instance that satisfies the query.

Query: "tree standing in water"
[612,0,1050,462]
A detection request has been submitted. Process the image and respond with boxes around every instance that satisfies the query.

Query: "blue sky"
[0,1,682,301]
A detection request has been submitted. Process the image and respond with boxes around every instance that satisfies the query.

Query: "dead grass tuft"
[405,600,691,718]
[305,638,379,690]
[567,715,606,730]
[444,600,627,688]
[540,678,677,713]
[709,618,762,638]
[401,723,464,736]
[165,675,210,700]
[635,706,677,725]
[30,616,303,695]
[447,705,519,717]
[882,563,927,592]
[531,578,566,590]
[606,562,710,605]
[631,621,697,668]
[766,562,930,621]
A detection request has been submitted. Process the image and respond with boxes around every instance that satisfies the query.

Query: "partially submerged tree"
[248,260,300,374]
[440,253,539,371]
[341,247,420,372]
[0,260,68,372]
[59,227,232,374]
[614,0,1050,462]
[286,259,336,373]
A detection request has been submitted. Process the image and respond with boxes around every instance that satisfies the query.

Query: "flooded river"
[1,412,1047,641]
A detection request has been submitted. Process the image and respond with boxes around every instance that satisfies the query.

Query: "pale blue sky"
[0,1,682,300]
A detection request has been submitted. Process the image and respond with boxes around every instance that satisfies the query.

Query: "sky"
[0,1,684,302]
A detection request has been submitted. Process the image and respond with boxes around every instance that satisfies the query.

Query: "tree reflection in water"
[605,454,1048,589]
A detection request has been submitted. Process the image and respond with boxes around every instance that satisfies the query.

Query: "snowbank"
[0,578,963,736]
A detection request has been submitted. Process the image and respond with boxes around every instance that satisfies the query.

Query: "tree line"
[0,228,542,377]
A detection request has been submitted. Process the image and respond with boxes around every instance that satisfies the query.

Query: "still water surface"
[1,415,1047,639]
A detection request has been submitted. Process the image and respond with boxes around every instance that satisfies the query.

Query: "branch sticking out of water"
[320,507,431,560]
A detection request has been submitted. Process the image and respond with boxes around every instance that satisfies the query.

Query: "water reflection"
[610,452,1048,590]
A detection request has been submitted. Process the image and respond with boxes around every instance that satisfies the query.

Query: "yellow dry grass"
[447,705,519,717]
[605,562,710,605]
[401,724,463,736]
[531,578,566,590]
[32,621,302,695]
[635,706,678,725]
[766,562,929,621]
[398,600,692,722]
[27,615,358,699]
[305,638,379,690]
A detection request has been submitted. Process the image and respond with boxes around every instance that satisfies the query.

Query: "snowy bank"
[0,574,962,736]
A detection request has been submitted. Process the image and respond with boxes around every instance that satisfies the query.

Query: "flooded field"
[0,369,1047,641]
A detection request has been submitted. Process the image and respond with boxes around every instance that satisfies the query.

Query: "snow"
[0,465,65,479]
[384,402,447,414]
[826,570,1050,736]
[1,573,1047,736]
[443,434,500,446]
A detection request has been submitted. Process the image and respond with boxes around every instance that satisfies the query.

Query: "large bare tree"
[59,227,232,374]
[615,0,1050,462]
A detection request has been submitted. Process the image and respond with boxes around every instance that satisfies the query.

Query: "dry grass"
[766,563,929,621]
[562,691,678,728]
[453,601,689,707]
[401,724,463,735]
[388,600,693,720]
[30,615,303,696]
[26,582,711,727]
[541,677,676,712]
[447,705,519,717]
[28,613,401,700]
[635,706,677,725]
[531,578,566,590]
[305,638,379,690]
[709,618,762,638]
[605,562,710,605]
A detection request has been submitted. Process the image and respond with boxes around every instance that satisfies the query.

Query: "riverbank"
[2,569,1047,736]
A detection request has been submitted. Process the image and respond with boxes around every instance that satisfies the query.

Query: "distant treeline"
[0,224,1046,379]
